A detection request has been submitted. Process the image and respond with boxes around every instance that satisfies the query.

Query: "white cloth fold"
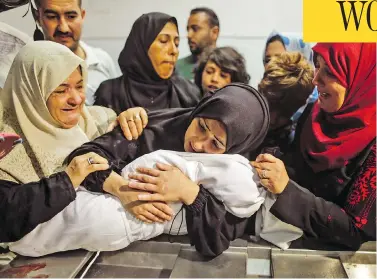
[253,191,303,249]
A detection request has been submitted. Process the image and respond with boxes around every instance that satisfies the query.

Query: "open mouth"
[207,85,219,91]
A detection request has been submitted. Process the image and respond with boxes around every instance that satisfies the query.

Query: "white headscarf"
[0,41,113,183]
[263,31,314,65]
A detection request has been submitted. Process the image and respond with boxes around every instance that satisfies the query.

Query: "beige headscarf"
[0,41,115,183]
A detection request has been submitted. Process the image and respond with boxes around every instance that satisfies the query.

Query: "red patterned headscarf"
[301,43,376,173]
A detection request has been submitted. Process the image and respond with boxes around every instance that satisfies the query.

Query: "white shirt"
[80,41,119,105]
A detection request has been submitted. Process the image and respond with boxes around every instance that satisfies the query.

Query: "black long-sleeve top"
[0,172,76,242]
[271,104,376,250]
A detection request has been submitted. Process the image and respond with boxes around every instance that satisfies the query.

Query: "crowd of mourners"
[0,0,375,258]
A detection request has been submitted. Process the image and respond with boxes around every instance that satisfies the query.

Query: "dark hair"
[263,34,285,65]
[34,0,82,8]
[258,52,314,118]
[168,18,178,29]
[190,7,219,29]
[194,47,250,92]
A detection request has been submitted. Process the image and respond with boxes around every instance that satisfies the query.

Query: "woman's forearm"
[103,171,129,197]
[0,172,76,242]
[271,180,370,249]
[181,181,200,205]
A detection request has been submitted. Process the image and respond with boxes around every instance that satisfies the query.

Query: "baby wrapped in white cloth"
[10,150,302,256]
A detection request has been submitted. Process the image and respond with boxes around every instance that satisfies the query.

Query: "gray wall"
[0,0,305,87]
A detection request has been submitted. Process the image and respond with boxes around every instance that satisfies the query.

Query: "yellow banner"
[303,0,377,42]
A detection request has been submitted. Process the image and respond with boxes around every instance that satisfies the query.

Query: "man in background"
[32,0,119,105]
[176,7,219,81]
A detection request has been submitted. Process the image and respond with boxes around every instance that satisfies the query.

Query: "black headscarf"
[67,84,270,191]
[118,12,176,82]
[94,12,200,113]
[139,83,270,156]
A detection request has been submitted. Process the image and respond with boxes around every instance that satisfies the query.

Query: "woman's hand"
[108,107,148,140]
[126,200,174,223]
[117,188,174,223]
[65,152,109,188]
[250,153,289,194]
[127,163,200,205]
[102,172,174,223]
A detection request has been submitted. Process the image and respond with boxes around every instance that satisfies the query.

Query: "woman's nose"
[191,139,205,152]
[68,89,84,106]
[211,72,219,83]
[169,42,178,56]
[312,70,320,86]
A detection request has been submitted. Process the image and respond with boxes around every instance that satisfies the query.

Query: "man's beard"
[190,44,204,56]
[189,40,214,57]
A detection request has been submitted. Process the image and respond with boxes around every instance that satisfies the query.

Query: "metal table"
[1,236,375,278]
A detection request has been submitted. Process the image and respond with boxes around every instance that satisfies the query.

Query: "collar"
[79,41,100,67]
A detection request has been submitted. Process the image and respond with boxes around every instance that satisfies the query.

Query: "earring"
[33,25,44,41]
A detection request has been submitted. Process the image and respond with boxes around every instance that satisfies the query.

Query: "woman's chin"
[157,69,174,79]
[58,118,80,129]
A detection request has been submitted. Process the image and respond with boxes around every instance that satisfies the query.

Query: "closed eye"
[46,15,58,20]
[199,120,206,132]
[213,140,221,149]
[325,68,336,78]
[220,72,229,78]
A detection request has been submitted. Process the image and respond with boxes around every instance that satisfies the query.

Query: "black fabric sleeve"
[65,126,136,193]
[0,172,76,242]
[93,79,123,115]
[185,186,250,257]
[93,80,110,106]
[270,179,374,250]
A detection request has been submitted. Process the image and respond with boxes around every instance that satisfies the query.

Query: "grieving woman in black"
[94,12,201,114]
[67,83,270,256]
